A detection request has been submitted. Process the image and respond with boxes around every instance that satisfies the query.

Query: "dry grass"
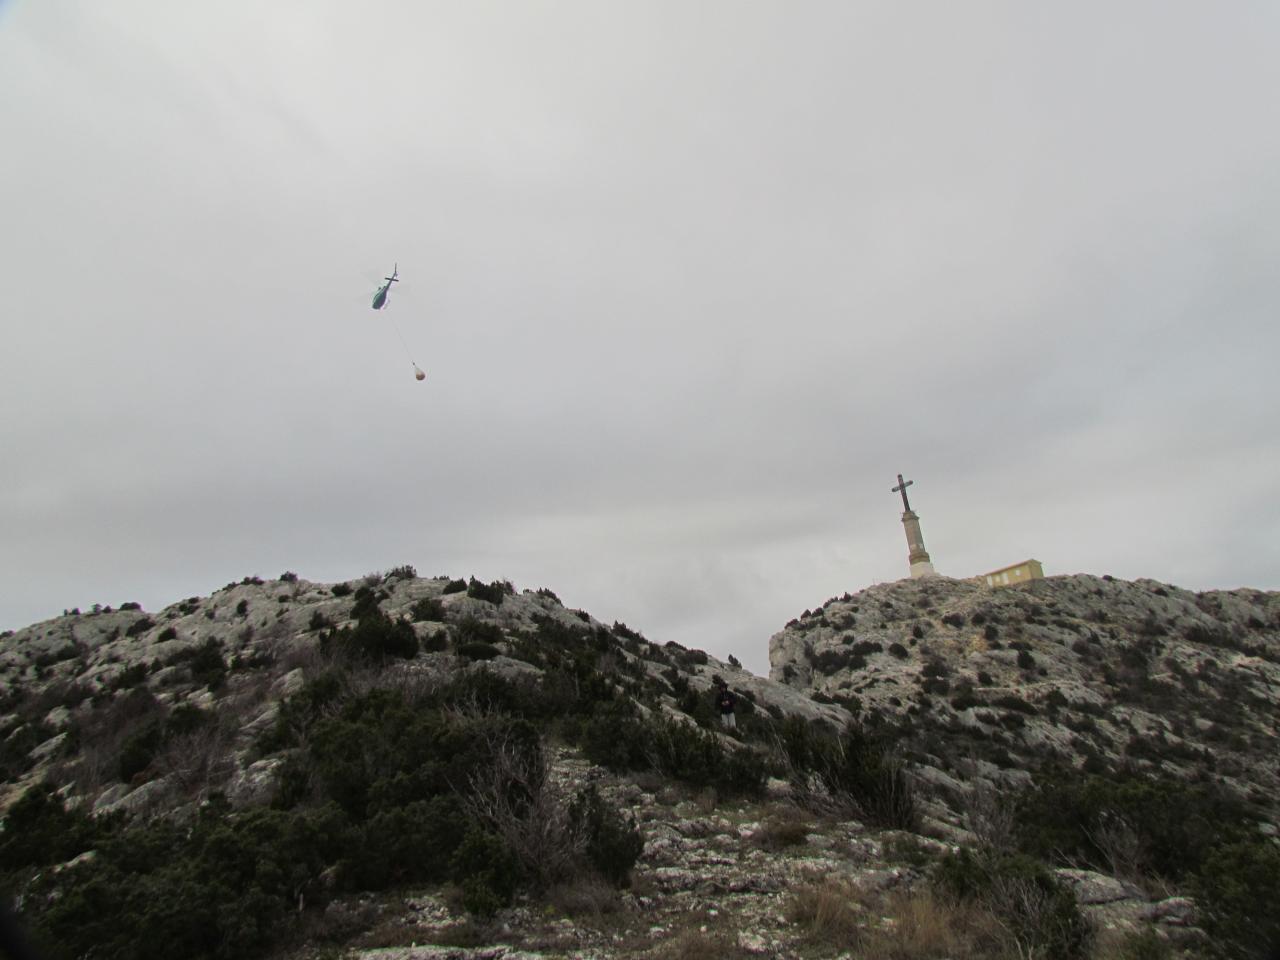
[646,926,757,960]
[784,877,867,949]
[750,810,813,851]
[546,874,624,918]
[786,880,1015,959]
[693,786,719,813]
[862,888,1008,959]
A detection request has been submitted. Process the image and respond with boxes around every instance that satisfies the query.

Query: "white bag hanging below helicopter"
[370,264,426,382]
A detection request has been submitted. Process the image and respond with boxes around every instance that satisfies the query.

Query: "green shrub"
[648,719,768,796]
[111,662,149,691]
[466,577,511,605]
[451,827,518,917]
[454,616,504,646]
[933,849,1091,960]
[322,611,417,662]
[188,639,228,690]
[411,597,445,621]
[458,642,499,661]
[125,617,155,638]
[568,786,644,887]
[21,800,350,960]
[781,719,918,829]
[349,585,385,620]
[812,649,855,672]
[1014,768,1252,881]
[581,705,764,796]
[442,578,467,594]
[580,704,648,772]
[921,660,952,680]
[331,582,353,597]
[1109,929,1173,960]
[118,720,163,781]
[1192,836,1280,959]
[0,782,104,871]
[344,795,468,890]
[992,694,1036,715]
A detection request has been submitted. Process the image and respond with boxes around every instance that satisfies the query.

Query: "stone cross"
[891,473,914,512]
[890,472,936,578]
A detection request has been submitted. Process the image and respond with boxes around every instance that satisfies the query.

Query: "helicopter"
[367,264,425,381]
[371,264,398,310]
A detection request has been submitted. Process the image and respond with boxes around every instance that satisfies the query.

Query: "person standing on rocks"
[713,678,738,731]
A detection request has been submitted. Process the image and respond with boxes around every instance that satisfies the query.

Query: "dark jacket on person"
[714,687,737,715]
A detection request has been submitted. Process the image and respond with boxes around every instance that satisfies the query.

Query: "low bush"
[1014,768,1253,882]
[780,719,917,829]
[411,597,445,621]
[1192,836,1280,960]
[465,577,510,605]
[933,849,1091,960]
[451,827,519,917]
[582,705,765,796]
[111,663,149,691]
[751,813,811,851]
[921,658,950,678]
[321,611,417,663]
[568,786,644,887]
[992,695,1036,715]
[454,617,503,647]
[165,638,228,690]
[12,793,351,960]
[125,617,155,638]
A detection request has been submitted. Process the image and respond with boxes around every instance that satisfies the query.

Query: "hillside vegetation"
[1,570,1278,959]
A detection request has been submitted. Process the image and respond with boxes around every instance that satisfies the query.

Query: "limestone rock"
[227,757,283,808]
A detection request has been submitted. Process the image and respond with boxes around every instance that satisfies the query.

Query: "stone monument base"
[910,560,937,579]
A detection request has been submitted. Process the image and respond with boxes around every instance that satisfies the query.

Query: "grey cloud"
[3,2,1278,674]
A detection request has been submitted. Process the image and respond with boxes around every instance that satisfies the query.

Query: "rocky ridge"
[1,571,843,815]
[2,569,1277,958]
[769,573,1280,816]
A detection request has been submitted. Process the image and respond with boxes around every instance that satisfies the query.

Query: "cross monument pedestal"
[891,473,936,579]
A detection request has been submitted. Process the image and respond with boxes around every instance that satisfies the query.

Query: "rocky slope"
[0,570,842,816]
[2,569,1277,959]
[769,573,1280,816]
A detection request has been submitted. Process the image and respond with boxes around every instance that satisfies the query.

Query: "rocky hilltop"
[770,574,1280,814]
[1,570,838,815]
[2,569,1279,960]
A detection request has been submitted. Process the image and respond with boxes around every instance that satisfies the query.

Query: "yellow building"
[982,559,1044,588]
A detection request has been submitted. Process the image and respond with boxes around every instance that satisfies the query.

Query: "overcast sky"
[3,1,1278,675]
